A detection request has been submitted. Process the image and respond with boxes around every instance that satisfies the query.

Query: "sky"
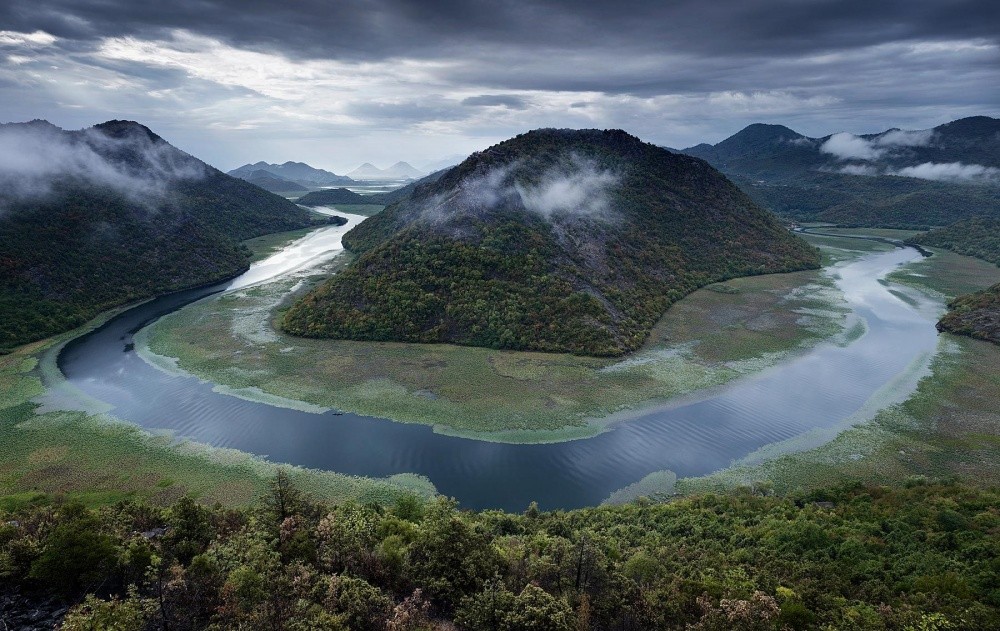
[1,0,998,174]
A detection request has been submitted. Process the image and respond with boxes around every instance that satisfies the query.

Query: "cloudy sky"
[1,0,997,173]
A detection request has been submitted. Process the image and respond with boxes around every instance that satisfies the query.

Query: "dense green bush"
[3,477,998,629]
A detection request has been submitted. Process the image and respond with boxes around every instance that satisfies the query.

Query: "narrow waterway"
[57,228,941,511]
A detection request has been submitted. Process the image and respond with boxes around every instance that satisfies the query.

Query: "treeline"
[909,218,1000,267]
[2,476,997,630]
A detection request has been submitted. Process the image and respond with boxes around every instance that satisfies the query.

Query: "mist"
[820,132,885,161]
[0,121,206,207]
[891,161,1000,183]
[418,156,619,227]
[875,128,934,147]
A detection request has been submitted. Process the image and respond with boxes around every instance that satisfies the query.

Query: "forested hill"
[0,119,314,351]
[910,218,1000,267]
[682,116,1000,228]
[910,218,1000,345]
[283,128,819,356]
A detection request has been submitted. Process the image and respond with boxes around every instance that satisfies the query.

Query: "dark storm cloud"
[3,0,998,63]
[0,0,997,170]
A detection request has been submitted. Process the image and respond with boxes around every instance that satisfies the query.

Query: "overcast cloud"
[0,1,997,172]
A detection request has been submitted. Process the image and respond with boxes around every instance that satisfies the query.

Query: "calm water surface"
[58,232,940,511]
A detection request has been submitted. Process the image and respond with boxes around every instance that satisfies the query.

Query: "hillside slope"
[0,120,314,350]
[683,116,1000,227]
[242,170,308,193]
[909,218,1000,345]
[909,218,1000,266]
[283,129,819,356]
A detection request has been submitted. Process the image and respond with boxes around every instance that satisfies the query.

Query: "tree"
[29,503,119,597]
[264,468,305,524]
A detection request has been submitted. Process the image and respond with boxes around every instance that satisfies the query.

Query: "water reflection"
[58,242,940,511]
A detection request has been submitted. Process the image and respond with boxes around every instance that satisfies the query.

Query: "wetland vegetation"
[140,233,850,441]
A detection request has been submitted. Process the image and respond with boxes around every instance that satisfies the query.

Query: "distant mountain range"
[282,129,819,356]
[680,116,1000,227]
[228,161,355,189]
[241,170,309,193]
[347,161,424,181]
[295,168,450,207]
[0,120,316,350]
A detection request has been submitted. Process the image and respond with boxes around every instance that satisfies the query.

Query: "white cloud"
[875,128,934,147]
[0,122,205,204]
[891,162,1000,183]
[820,132,884,161]
[0,30,57,47]
[516,161,618,219]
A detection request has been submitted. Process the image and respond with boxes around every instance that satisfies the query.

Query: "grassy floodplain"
[0,309,435,513]
[666,231,1000,497]
[140,233,863,442]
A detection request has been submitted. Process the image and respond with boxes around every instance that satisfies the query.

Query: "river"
[56,225,941,511]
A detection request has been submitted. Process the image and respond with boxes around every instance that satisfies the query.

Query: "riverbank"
[0,228,436,511]
[138,233,861,442]
[654,239,1000,498]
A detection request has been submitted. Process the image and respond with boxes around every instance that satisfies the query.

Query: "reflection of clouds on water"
[60,243,943,511]
[227,212,366,291]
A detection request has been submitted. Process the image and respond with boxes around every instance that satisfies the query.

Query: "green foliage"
[3,479,998,629]
[0,122,315,351]
[61,592,156,631]
[458,582,575,631]
[328,575,393,631]
[910,218,1000,345]
[28,501,120,596]
[284,129,819,356]
[911,218,1000,267]
[937,282,1000,345]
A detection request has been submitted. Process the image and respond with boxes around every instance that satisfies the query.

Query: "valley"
[7,221,983,514]
[3,3,1000,626]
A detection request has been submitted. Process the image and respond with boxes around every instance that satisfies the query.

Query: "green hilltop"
[282,128,819,356]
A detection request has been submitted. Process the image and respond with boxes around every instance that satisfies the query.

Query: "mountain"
[296,169,450,207]
[681,116,1000,227]
[383,161,424,179]
[347,161,424,180]
[228,161,355,187]
[243,170,308,193]
[282,129,819,356]
[0,120,315,350]
[296,187,369,205]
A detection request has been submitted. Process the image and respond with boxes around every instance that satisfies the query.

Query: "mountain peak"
[935,116,1000,137]
[91,120,161,142]
[726,123,805,144]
